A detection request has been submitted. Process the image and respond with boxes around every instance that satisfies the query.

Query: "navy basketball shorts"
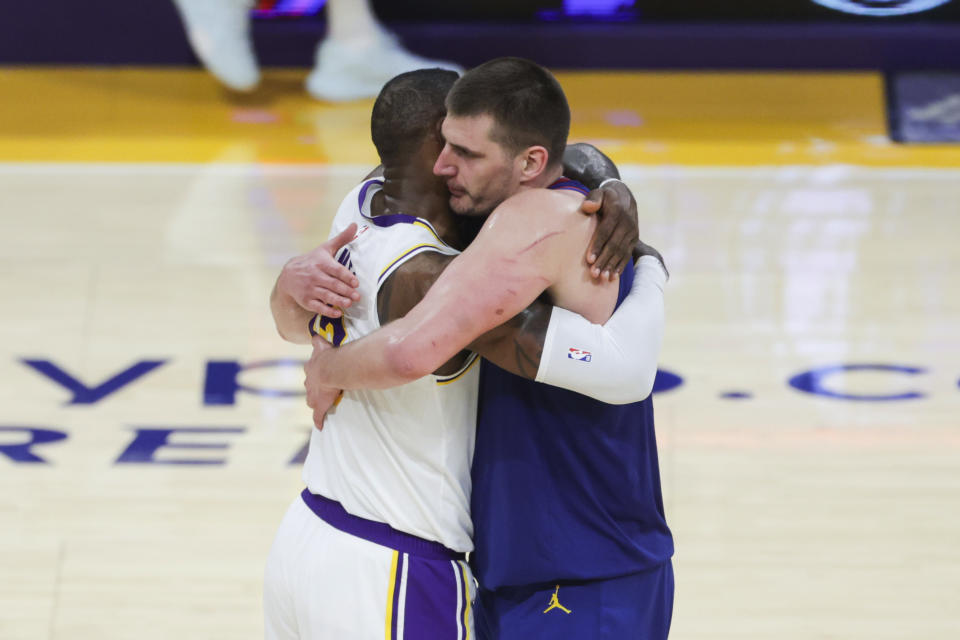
[264,490,475,639]
[475,562,673,640]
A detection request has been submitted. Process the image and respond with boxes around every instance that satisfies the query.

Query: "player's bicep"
[377,251,469,376]
[376,251,453,325]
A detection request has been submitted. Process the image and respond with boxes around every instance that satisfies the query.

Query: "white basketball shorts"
[264,490,475,640]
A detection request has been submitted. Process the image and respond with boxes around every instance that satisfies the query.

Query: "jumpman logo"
[542,585,572,614]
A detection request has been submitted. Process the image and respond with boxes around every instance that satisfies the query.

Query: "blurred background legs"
[173,0,260,91]
[172,0,463,99]
[306,0,462,101]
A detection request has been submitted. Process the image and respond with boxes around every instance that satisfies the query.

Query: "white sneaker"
[173,0,260,91]
[306,33,463,102]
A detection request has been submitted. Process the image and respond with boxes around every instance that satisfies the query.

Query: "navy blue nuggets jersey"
[470,258,674,590]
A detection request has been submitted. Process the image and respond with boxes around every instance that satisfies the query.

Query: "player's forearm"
[306,330,412,390]
[270,282,313,345]
[307,314,461,390]
[535,256,667,404]
[316,264,546,390]
[562,142,620,189]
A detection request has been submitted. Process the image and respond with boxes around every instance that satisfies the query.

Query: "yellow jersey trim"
[436,353,480,386]
[377,243,446,285]
[412,220,447,246]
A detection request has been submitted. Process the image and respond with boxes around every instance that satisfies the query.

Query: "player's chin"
[450,195,485,218]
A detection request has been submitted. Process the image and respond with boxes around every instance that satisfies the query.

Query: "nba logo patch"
[567,348,592,362]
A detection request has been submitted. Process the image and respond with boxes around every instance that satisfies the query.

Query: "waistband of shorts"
[300,489,466,562]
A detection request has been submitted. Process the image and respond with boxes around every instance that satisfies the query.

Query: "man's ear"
[518,146,549,182]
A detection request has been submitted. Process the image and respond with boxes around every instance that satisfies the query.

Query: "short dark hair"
[371,68,460,165]
[446,57,569,166]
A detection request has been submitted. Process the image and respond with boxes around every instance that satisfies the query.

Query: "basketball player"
[302,58,673,639]
[266,68,662,639]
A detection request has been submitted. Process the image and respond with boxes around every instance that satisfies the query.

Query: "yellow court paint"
[2,68,959,166]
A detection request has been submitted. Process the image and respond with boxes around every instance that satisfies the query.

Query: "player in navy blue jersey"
[301,58,673,639]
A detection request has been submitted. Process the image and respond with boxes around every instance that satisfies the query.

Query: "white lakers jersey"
[302,179,480,553]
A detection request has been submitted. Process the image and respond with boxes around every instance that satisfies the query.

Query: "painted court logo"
[810,0,953,16]
[567,348,592,363]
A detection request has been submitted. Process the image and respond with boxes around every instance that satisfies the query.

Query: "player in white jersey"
[266,70,484,640]
[266,177,478,640]
[266,69,654,640]
[303,179,478,553]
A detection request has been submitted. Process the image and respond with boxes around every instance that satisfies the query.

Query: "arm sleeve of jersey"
[535,256,666,404]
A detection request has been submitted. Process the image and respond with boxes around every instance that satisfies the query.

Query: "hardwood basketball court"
[1,68,958,639]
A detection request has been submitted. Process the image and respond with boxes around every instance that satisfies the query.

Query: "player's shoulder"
[505,185,578,208]
[340,178,454,250]
[365,213,457,299]
[487,187,582,234]
[495,186,578,217]
[368,215,457,262]
[380,250,454,313]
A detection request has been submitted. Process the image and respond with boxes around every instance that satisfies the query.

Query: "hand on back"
[277,223,361,318]
[580,180,639,281]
